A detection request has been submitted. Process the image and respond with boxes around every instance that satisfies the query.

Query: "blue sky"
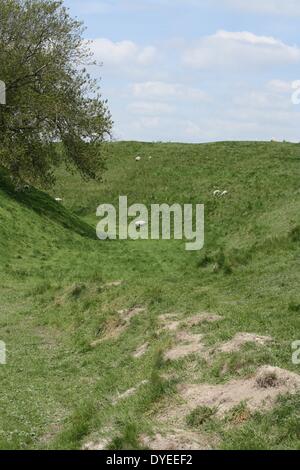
[65,0,300,142]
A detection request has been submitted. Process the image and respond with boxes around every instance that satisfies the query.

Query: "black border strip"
[0,450,296,467]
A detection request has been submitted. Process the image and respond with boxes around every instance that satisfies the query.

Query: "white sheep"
[55,197,63,202]
[221,190,228,196]
[213,190,222,197]
[136,156,141,161]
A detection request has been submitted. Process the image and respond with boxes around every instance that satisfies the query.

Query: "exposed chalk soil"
[215,332,273,354]
[132,342,149,358]
[155,365,300,443]
[112,380,149,405]
[183,312,223,326]
[105,280,123,288]
[83,437,110,451]
[178,366,300,417]
[164,331,206,361]
[140,428,215,450]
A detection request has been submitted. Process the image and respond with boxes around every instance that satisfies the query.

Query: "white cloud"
[267,79,294,93]
[131,81,208,101]
[90,38,157,67]
[73,0,300,16]
[183,30,300,69]
[232,79,296,112]
[214,30,281,46]
[71,1,113,14]
[219,0,300,16]
[117,74,300,143]
[157,0,300,16]
[233,90,288,110]
[184,117,259,140]
[128,101,174,115]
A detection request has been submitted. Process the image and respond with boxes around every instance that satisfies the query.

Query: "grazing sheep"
[136,156,141,161]
[221,190,228,196]
[55,197,63,202]
[135,220,147,228]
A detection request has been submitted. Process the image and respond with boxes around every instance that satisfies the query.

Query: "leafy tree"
[0,0,112,188]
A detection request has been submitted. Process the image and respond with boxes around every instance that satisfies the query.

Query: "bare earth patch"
[132,342,149,358]
[159,312,222,332]
[163,328,272,363]
[178,366,300,417]
[105,280,123,288]
[118,306,145,322]
[159,313,181,332]
[82,426,115,450]
[159,313,179,321]
[83,437,110,450]
[162,320,181,332]
[164,331,207,361]
[140,429,214,450]
[183,313,223,327]
[216,333,273,354]
[90,322,126,346]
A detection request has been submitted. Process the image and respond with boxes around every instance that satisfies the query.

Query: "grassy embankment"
[0,141,299,449]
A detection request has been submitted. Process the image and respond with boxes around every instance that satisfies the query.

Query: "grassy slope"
[0,141,299,450]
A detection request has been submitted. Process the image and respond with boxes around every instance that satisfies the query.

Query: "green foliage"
[220,395,300,450]
[186,406,216,427]
[54,401,96,449]
[289,225,300,242]
[108,422,142,450]
[0,0,112,188]
[288,301,300,312]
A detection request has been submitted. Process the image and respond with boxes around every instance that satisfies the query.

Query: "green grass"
[219,395,300,450]
[0,141,299,449]
[186,406,216,427]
